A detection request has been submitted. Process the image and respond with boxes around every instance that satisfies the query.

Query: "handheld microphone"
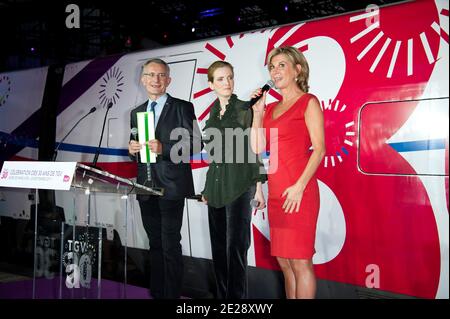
[131,127,138,140]
[243,80,275,109]
[251,199,265,219]
[188,194,203,202]
[53,106,97,161]
[250,199,260,208]
[92,101,113,167]
[130,127,139,163]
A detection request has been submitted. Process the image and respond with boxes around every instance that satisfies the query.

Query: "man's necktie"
[150,101,157,126]
[146,101,157,186]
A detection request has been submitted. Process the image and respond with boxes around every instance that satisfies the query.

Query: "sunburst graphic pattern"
[349,3,447,78]
[194,32,283,125]
[271,23,305,48]
[98,66,124,107]
[431,8,449,44]
[321,99,355,168]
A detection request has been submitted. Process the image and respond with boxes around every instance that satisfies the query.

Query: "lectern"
[0,161,162,298]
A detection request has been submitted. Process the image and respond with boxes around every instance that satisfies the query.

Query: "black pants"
[208,186,254,299]
[139,196,185,299]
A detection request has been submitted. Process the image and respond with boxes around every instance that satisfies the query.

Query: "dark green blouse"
[202,94,266,208]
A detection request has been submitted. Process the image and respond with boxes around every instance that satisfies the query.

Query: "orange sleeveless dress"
[263,93,320,259]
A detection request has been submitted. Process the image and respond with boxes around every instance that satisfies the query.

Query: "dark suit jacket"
[129,94,202,201]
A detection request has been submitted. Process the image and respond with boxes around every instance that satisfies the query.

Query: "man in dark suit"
[128,58,201,299]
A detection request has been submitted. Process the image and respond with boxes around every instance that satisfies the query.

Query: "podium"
[0,161,162,299]
[72,163,163,196]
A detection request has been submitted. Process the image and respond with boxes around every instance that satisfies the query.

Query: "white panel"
[0,67,48,134]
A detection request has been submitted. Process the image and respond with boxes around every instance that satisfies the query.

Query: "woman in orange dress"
[251,46,325,299]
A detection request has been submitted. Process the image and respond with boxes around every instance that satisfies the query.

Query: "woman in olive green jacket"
[201,61,266,299]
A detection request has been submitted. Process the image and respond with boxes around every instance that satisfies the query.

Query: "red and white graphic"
[259,0,447,299]
[187,0,448,298]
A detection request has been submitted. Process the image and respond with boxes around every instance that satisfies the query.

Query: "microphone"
[131,127,138,140]
[250,199,260,208]
[251,199,265,219]
[188,194,203,202]
[130,127,139,163]
[92,101,113,168]
[243,80,275,109]
[53,106,97,161]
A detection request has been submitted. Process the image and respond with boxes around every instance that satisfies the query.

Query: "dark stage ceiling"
[0,0,406,71]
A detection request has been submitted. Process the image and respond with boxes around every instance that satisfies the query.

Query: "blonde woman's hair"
[267,46,309,92]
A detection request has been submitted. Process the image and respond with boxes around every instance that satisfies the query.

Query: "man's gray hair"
[142,58,170,75]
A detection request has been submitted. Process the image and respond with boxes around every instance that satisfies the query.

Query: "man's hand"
[148,139,162,155]
[128,140,142,154]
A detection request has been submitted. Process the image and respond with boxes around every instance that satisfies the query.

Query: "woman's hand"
[253,188,266,210]
[281,183,304,213]
[251,89,267,114]
[201,195,208,204]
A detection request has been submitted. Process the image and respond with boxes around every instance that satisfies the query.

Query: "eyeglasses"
[143,72,168,79]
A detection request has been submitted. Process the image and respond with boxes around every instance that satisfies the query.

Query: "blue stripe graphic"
[2,131,273,161]
[0,132,38,149]
[58,142,129,156]
[389,139,447,152]
[192,152,270,161]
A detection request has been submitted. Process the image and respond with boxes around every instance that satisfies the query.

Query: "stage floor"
[0,273,152,299]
